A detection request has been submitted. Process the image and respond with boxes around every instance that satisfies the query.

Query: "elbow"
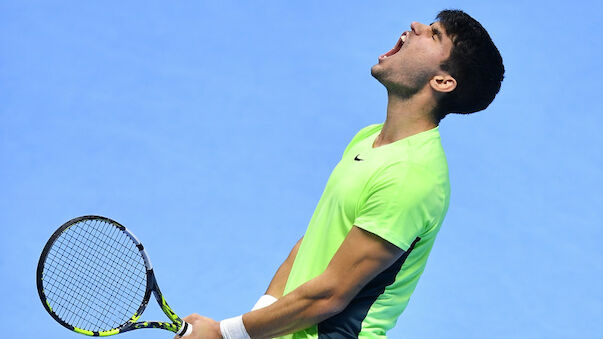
[324,295,348,316]
[310,283,351,319]
[296,273,355,321]
[307,294,346,321]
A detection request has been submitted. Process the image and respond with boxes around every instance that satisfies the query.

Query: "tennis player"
[180,9,504,339]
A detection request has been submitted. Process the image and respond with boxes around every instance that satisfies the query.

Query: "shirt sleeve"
[353,162,441,251]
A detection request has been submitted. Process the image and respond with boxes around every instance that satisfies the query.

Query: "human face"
[371,21,454,96]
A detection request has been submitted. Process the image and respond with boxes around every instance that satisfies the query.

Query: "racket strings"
[45,221,131,329]
[62,224,142,327]
[42,218,148,332]
[45,219,147,330]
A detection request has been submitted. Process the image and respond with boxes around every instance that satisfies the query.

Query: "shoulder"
[342,124,382,156]
[371,161,437,190]
[367,161,448,207]
[351,124,382,143]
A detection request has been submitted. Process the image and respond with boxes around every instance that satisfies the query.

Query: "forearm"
[265,237,303,298]
[215,227,403,339]
[243,272,345,339]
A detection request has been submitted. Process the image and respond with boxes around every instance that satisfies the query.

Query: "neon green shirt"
[277,124,450,339]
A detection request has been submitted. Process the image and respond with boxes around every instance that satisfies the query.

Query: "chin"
[370,64,384,81]
[371,65,396,90]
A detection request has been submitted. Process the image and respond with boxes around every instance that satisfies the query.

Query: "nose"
[410,21,428,35]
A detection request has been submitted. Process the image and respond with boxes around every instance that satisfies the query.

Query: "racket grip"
[177,321,193,337]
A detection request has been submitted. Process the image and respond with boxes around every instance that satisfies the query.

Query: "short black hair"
[434,10,505,121]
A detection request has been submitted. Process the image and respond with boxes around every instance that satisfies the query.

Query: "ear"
[429,74,457,93]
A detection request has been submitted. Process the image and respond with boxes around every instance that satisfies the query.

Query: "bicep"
[321,226,404,305]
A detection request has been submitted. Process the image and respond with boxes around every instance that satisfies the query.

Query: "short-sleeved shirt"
[276,124,451,339]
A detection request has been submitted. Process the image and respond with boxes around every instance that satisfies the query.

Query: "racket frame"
[36,215,191,336]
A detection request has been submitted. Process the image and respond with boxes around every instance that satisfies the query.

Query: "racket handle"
[177,321,194,337]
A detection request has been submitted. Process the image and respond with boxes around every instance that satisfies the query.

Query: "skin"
[176,19,456,339]
[371,21,456,146]
[265,237,303,298]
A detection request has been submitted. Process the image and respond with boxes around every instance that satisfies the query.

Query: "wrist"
[220,315,251,339]
[214,320,223,338]
[251,294,277,311]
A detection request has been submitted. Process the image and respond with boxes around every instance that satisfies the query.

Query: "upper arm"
[354,163,441,250]
[320,226,404,308]
[316,165,443,311]
[282,236,304,265]
[284,236,304,265]
[266,236,305,298]
[292,236,303,255]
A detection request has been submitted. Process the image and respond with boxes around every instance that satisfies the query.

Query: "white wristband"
[251,294,278,311]
[220,315,251,339]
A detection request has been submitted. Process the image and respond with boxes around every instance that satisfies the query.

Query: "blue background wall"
[1,1,600,338]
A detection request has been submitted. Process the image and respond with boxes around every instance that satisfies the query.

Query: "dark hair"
[434,10,505,121]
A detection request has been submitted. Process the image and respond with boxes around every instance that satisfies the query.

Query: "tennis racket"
[36,215,193,337]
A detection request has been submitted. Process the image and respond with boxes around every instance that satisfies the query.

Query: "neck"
[373,88,438,148]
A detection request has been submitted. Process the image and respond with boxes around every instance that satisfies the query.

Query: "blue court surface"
[1,1,601,338]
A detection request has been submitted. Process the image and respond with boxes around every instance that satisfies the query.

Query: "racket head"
[36,215,154,336]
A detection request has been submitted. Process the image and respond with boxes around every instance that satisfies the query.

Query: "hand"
[174,314,222,339]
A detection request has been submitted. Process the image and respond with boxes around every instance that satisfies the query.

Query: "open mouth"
[379,31,408,60]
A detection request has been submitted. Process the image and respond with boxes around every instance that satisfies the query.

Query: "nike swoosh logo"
[354,154,364,161]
